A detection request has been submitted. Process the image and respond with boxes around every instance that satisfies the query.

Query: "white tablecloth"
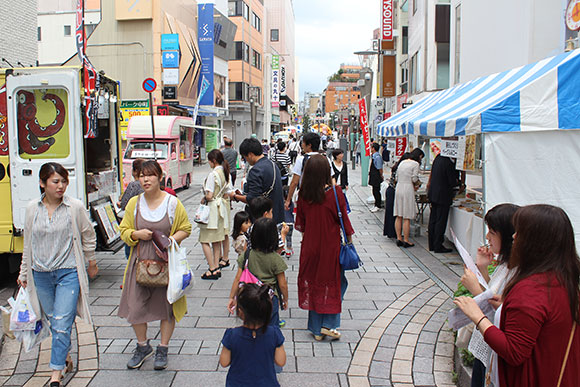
[445,207,485,260]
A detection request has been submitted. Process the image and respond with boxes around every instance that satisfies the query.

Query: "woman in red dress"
[295,155,354,341]
[454,204,580,387]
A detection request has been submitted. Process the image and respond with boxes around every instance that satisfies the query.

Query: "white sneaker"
[370,206,379,213]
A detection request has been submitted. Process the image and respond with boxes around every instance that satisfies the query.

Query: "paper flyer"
[448,289,496,330]
[450,228,488,290]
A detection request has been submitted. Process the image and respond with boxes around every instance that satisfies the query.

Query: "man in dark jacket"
[427,154,459,253]
[233,137,285,225]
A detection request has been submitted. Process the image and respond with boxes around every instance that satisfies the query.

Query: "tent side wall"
[484,130,580,249]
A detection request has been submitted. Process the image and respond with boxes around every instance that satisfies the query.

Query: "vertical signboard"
[198,2,214,106]
[271,55,280,108]
[359,99,371,157]
[395,137,407,157]
[119,100,150,140]
[280,65,287,96]
[382,0,394,40]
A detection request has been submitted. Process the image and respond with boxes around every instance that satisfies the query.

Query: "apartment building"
[224,0,266,145]
[324,82,361,114]
[0,0,38,67]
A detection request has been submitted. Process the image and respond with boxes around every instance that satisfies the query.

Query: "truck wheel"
[184,174,191,189]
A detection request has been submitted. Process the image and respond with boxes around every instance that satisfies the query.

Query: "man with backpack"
[270,142,291,186]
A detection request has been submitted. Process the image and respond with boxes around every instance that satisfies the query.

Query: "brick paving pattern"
[0,163,462,386]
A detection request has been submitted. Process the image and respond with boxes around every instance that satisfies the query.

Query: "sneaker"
[154,345,169,370]
[127,341,153,369]
[279,320,286,328]
[370,206,379,213]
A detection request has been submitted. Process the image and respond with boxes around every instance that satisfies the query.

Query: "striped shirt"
[31,195,77,272]
[270,151,291,172]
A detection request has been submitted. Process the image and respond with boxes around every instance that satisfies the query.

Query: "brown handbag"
[134,197,169,288]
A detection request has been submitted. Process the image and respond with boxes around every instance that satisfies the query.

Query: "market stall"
[377,49,580,253]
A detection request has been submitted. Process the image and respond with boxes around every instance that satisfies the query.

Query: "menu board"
[456,135,477,171]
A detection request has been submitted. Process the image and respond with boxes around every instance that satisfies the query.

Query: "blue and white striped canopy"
[377,49,580,137]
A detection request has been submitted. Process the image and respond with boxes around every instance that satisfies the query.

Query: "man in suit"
[233,137,285,225]
[427,154,459,253]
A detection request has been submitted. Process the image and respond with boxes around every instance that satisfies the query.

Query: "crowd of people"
[15,130,580,387]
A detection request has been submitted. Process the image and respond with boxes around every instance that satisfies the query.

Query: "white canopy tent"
[377,49,580,248]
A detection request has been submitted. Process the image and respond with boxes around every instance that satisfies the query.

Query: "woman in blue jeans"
[18,163,98,387]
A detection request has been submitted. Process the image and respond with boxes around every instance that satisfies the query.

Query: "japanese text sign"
[395,137,407,157]
[359,99,371,156]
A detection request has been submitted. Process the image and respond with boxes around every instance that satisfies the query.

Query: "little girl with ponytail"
[219,283,286,386]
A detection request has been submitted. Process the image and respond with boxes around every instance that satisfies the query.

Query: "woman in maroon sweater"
[454,204,580,387]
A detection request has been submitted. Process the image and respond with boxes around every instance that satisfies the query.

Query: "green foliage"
[302,114,311,131]
[460,348,475,367]
[452,371,459,384]
[453,264,498,298]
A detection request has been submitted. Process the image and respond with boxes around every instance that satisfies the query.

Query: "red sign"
[397,94,408,112]
[383,112,392,120]
[382,0,394,41]
[359,99,371,157]
[343,117,348,124]
[395,137,407,157]
[142,78,157,93]
[157,105,169,115]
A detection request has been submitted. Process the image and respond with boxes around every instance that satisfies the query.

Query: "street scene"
[1,1,580,387]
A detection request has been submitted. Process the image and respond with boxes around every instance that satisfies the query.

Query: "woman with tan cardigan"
[18,162,98,387]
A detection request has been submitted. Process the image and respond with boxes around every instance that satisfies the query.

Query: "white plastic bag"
[194,204,210,224]
[380,181,389,201]
[167,239,193,304]
[14,318,51,352]
[9,287,38,331]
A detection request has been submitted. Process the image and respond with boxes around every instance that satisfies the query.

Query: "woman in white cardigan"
[17,162,97,387]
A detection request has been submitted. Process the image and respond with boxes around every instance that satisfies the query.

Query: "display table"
[445,207,485,260]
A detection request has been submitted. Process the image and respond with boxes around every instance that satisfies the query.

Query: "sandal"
[320,327,341,340]
[201,268,220,280]
[64,358,73,374]
[313,334,324,341]
[219,259,230,268]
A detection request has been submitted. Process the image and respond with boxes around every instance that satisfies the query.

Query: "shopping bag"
[9,287,38,331]
[14,318,51,352]
[167,238,193,304]
[194,204,210,224]
[380,181,389,201]
[1,305,15,339]
[238,249,262,286]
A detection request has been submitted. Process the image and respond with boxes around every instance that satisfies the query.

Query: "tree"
[302,114,311,132]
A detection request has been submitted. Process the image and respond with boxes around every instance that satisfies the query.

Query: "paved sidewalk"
[0,161,463,387]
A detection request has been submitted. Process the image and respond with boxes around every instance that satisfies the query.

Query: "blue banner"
[198,3,214,106]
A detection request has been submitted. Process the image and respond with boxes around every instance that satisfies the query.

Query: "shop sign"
[163,86,177,100]
[162,51,179,68]
[157,105,169,115]
[163,69,179,85]
[381,55,396,97]
[387,140,396,151]
[280,65,286,96]
[384,112,392,120]
[397,94,408,112]
[161,34,179,50]
[395,137,407,157]
[272,55,280,107]
[359,99,371,156]
[441,139,459,158]
[382,0,394,40]
[198,2,214,106]
[120,100,149,140]
[566,0,580,31]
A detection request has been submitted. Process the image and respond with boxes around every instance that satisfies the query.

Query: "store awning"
[377,49,580,137]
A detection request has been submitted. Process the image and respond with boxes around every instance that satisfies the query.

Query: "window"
[251,12,261,32]
[64,25,71,36]
[270,29,279,42]
[400,60,409,94]
[413,0,417,15]
[410,52,420,94]
[229,82,250,101]
[37,26,41,41]
[228,0,248,19]
[252,49,261,70]
[233,42,249,62]
[402,26,408,55]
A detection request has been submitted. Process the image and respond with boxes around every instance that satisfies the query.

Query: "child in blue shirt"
[220,283,286,386]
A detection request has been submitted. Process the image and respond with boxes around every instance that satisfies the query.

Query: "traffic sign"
[142,78,157,93]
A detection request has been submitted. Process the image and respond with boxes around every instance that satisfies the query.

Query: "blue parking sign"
[162,51,180,68]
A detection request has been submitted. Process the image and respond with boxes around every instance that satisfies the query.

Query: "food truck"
[0,67,125,272]
[123,116,195,190]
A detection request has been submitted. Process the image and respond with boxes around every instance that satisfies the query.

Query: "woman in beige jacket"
[17,162,97,387]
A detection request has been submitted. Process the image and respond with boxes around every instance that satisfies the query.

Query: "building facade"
[324,82,361,114]
[0,0,38,67]
[224,0,266,146]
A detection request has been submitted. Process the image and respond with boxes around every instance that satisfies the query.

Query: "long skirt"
[383,186,396,238]
[307,271,348,335]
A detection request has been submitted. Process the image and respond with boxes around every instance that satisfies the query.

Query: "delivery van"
[123,116,195,190]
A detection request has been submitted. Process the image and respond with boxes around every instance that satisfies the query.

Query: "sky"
[294,0,379,101]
